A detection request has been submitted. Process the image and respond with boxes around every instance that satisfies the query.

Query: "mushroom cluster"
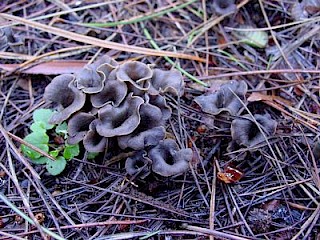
[44,55,192,177]
[195,81,277,152]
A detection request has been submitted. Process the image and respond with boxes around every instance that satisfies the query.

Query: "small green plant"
[21,109,80,176]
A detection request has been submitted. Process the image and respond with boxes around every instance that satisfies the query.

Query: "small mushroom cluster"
[44,56,192,177]
[195,81,277,151]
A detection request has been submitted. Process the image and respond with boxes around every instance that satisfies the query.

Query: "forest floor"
[0,0,319,239]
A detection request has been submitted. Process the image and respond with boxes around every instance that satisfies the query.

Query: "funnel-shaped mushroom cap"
[118,102,166,150]
[148,139,193,177]
[67,112,95,145]
[116,61,152,91]
[194,80,247,115]
[148,95,172,120]
[95,93,144,137]
[231,114,277,147]
[149,69,185,97]
[44,74,86,124]
[125,150,152,179]
[90,79,128,108]
[83,120,108,152]
[75,55,118,94]
[212,0,236,15]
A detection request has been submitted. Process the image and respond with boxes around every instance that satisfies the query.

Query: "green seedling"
[21,109,80,176]
[55,122,68,138]
[63,144,80,160]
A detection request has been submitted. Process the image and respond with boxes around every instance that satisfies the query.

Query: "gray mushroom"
[231,114,277,147]
[90,79,128,108]
[148,94,172,120]
[194,80,247,115]
[67,112,95,145]
[95,93,144,137]
[148,139,193,177]
[125,150,152,179]
[83,120,108,152]
[212,0,237,15]
[116,61,152,91]
[117,102,166,150]
[148,69,185,97]
[75,55,118,94]
[44,74,86,124]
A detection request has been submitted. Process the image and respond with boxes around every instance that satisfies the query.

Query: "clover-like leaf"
[46,156,67,176]
[55,122,68,137]
[31,157,49,165]
[49,150,60,158]
[30,122,47,133]
[63,144,80,160]
[21,131,49,160]
[33,109,56,130]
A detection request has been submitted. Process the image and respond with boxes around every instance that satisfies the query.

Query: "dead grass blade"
[0,13,206,63]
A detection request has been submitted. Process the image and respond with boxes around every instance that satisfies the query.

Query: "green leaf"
[55,122,68,137]
[46,156,66,176]
[32,157,49,165]
[87,152,99,160]
[21,132,49,159]
[63,144,80,160]
[33,109,56,130]
[49,150,60,158]
[30,122,47,133]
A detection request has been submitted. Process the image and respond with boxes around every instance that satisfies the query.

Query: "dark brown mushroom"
[95,93,144,137]
[148,94,172,120]
[116,61,152,91]
[125,150,152,179]
[83,120,108,152]
[90,79,127,108]
[44,74,86,124]
[75,55,118,94]
[67,112,95,145]
[117,102,166,150]
[194,80,247,115]
[231,114,277,147]
[148,69,185,97]
[212,0,237,15]
[148,139,193,177]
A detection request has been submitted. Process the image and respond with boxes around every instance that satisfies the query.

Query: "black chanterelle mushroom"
[75,55,118,94]
[231,113,277,147]
[194,80,247,116]
[67,112,95,145]
[83,120,108,153]
[212,0,237,15]
[95,93,144,138]
[44,74,86,124]
[117,101,166,150]
[148,139,193,177]
[125,151,152,179]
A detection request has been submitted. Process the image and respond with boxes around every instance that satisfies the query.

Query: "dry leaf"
[217,166,243,183]
[0,60,86,75]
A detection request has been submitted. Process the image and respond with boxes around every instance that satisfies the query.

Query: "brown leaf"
[0,60,86,75]
[217,166,243,184]
[247,92,293,106]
